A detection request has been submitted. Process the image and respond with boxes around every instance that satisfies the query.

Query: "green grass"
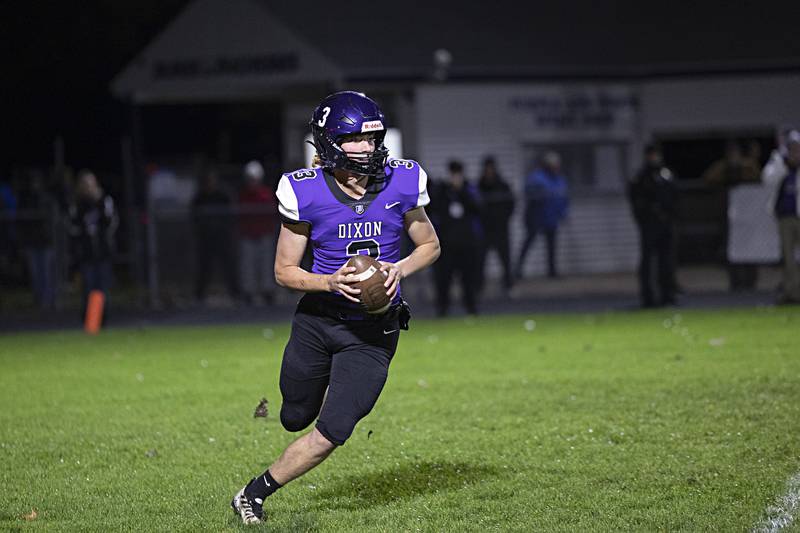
[1,307,800,531]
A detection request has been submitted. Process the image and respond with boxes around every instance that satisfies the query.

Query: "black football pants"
[278,308,400,446]
[638,223,675,306]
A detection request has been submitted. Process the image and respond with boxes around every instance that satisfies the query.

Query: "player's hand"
[327,264,361,303]
[379,261,403,299]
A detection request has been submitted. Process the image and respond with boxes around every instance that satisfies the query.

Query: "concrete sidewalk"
[415,265,783,317]
[0,266,789,333]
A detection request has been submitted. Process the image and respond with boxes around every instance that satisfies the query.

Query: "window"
[522,142,628,194]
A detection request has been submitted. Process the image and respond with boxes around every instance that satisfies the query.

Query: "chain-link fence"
[0,180,792,319]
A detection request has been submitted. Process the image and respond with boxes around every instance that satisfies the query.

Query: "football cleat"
[231,481,264,525]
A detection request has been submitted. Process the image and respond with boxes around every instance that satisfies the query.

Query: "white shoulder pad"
[276,175,300,222]
[417,166,431,208]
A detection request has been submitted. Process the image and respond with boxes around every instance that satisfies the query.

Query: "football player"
[231,91,440,524]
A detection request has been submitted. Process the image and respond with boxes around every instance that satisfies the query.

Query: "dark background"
[2,1,797,182]
[1,1,188,178]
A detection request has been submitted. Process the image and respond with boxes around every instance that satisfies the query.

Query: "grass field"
[1,306,800,531]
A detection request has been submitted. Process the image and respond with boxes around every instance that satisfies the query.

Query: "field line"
[753,471,800,532]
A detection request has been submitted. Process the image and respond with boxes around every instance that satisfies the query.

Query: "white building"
[113,0,800,277]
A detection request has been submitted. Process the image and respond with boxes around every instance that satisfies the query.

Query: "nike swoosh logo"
[384,202,400,209]
[383,329,398,335]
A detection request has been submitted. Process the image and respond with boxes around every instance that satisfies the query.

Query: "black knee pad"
[279,403,317,432]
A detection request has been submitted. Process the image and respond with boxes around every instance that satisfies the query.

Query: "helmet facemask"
[308,91,391,187]
[310,126,389,184]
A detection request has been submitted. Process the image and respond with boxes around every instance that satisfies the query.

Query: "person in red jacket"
[238,160,278,305]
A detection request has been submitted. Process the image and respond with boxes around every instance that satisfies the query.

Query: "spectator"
[516,151,569,279]
[628,145,677,308]
[191,167,238,303]
[701,140,761,187]
[237,160,278,306]
[429,160,482,316]
[0,177,16,213]
[476,156,514,295]
[69,169,118,317]
[761,130,800,304]
[17,169,56,308]
[702,140,763,290]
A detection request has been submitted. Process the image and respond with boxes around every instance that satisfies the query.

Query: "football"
[345,255,391,314]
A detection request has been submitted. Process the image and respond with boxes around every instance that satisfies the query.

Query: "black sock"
[245,470,282,501]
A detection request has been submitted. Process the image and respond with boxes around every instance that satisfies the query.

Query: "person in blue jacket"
[516,151,569,279]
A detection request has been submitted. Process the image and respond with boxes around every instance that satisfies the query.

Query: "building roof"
[113,0,800,102]
[111,0,343,102]
[263,0,800,79]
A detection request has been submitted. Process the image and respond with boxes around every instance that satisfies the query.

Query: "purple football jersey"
[276,158,430,310]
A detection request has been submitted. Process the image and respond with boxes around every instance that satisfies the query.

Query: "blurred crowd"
[627,130,800,308]
[427,154,568,316]
[189,160,277,306]
[0,167,118,317]
[0,160,281,318]
[2,131,799,319]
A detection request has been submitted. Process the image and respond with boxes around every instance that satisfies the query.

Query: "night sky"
[2,1,188,178]
[2,1,797,183]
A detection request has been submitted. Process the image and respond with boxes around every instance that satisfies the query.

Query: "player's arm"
[381,207,441,296]
[761,149,787,185]
[274,222,360,300]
